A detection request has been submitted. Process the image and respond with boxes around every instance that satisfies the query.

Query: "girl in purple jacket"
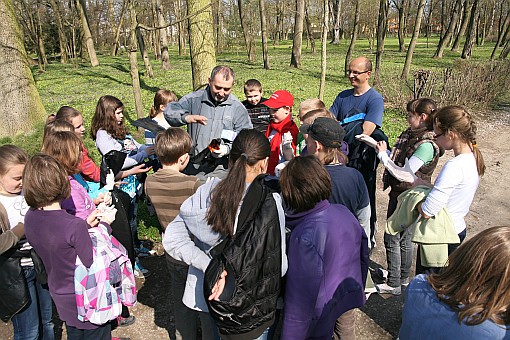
[279,156,368,340]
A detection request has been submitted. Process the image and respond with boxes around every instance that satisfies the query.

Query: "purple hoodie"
[282,200,368,340]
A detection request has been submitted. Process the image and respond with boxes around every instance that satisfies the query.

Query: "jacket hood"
[285,200,330,231]
[179,177,220,229]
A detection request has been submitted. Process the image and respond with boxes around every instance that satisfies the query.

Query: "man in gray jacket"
[164,66,252,178]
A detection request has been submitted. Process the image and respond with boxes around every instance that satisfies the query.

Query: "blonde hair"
[298,98,326,120]
[434,105,485,176]
[428,226,510,326]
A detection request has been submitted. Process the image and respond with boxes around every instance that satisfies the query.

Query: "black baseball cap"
[299,117,346,148]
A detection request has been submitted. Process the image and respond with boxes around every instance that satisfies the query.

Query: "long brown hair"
[434,105,485,176]
[206,130,270,236]
[428,226,510,326]
[41,131,82,175]
[91,95,127,140]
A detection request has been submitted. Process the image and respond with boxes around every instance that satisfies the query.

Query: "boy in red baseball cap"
[262,90,299,176]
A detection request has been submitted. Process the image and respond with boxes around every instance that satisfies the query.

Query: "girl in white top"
[417,105,485,244]
[144,90,176,145]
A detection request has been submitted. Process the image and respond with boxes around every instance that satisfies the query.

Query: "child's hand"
[97,207,117,225]
[208,270,228,301]
[128,164,152,176]
[282,132,293,148]
[145,146,156,156]
[375,141,388,153]
[86,210,100,228]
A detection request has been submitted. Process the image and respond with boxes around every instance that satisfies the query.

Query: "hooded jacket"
[282,200,368,340]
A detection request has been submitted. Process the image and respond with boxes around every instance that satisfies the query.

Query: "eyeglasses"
[347,70,369,76]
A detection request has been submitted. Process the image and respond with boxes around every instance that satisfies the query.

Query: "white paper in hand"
[355,134,378,149]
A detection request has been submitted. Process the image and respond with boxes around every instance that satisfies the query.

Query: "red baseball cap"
[262,90,294,109]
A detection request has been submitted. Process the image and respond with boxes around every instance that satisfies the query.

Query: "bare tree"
[433,0,463,58]
[75,0,99,66]
[128,0,144,119]
[0,0,46,137]
[48,0,68,63]
[260,0,271,69]
[155,0,171,69]
[491,2,510,59]
[345,0,360,75]
[375,0,389,79]
[136,27,154,78]
[401,0,427,79]
[304,3,316,53]
[238,0,256,62]
[111,0,127,56]
[290,0,305,68]
[392,0,407,52]
[330,0,342,44]
[188,0,216,89]
[461,0,479,58]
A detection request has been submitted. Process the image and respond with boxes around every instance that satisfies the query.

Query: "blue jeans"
[384,228,414,287]
[253,327,269,340]
[11,266,54,340]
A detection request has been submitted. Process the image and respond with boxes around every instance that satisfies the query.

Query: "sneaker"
[134,260,151,278]
[376,268,389,281]
[376,283,401,296]
[117,315,136,327]
[401,277,410,287]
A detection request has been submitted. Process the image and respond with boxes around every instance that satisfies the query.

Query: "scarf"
[265,114,298,175]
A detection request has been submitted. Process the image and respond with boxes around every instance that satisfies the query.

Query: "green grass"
[10,35,509,242]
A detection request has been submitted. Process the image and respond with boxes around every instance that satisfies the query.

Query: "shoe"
[376,268,389,281]
[376,283,401,295]
[401,277,410,287]
[364,285,377,300]
[117,315,136,327]
[134,260,151,278]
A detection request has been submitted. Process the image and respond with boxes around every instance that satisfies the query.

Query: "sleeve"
[95,130,122,155]
[281,235,322,339]
[272,193,288,276]
[360,223,369,287]
[412,142,435,166]
[0,228,21,254]
[365,91,384,127]
[421,161,461,217]
[79,147,101,182]
[378,151,420,183]
[163,214,212,272]
[70,218,94,268]
[232,103,253,132]
[163,96,192,127]
[329,94,341,120]
[126,143,149,166]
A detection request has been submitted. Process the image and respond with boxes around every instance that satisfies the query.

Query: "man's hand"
[211,144,228,158]
[185,115,208,125]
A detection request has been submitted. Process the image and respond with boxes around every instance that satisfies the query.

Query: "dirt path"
[2,116,509,340]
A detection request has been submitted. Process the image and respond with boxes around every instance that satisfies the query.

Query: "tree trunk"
[491,7,510,59]
[375,0,388,79]
[331,0,341,44]
[397,0,406,52]
[290,0,305,68]
[433,0,462,59]
[260,0,271,69]
[238,0,256,62]
[76,0,99,66]
[304,3,316,53]
[176,0,186,56]
[136,27,154,78]
[344,0,360,75]
[188,0,216,89]
[451,0,471,52]
[111,0,126,56]
[154,0,171,69]
[0,0,46,137]
[126,0,144,119]
[499,37,510,59]
[401,0,426,80]
[49,0,68,63]
[461,0,479,59]
[319,0,328,100]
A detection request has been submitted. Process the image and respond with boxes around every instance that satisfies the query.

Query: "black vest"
[204,175,282,338]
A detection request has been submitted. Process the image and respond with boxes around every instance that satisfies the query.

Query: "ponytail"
[471,140,486,176]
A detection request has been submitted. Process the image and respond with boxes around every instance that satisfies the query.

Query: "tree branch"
[137,3,212,31]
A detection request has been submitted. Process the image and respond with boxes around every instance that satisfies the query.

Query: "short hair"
[0,145,28,176]
[298,98,326,120]
[302,108,335,125]
[41,131,82,175]
[23,154,71,209]
[155,127,192,165]
[150,89,178,118]
[428,226,510,326]
[244,79,262,93]
[280,155,332,213]
[210,65,235,82]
